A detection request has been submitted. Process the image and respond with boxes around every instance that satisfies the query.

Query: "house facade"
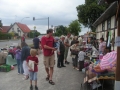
[8,22,30,36]
[93,2,117,50]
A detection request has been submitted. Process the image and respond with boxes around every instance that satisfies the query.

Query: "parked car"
[38,35,43,41]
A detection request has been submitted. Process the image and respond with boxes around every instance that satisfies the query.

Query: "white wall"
[95,15,117,51]
[8,23,24,36]
[114,28,117,51]
[111,16,115,28]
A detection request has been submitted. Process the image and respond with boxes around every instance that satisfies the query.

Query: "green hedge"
[27,31,40,38]
[0,31,12,40]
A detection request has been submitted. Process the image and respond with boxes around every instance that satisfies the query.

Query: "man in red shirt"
[41,29,56,85]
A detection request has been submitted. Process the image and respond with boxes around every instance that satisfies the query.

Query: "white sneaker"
[97,83,101,88]
[92,81,98,89]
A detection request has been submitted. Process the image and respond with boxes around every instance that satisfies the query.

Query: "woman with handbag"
[70,41,79,70]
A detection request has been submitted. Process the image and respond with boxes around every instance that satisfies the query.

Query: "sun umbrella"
[100,51,117,70]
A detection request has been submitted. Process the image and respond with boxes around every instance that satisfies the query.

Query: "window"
[102,22,105,31]
[12,28,14,31]
[107,18,111,29]
[17,28,19,32]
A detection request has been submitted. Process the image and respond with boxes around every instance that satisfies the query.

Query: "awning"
[92,2,117,27]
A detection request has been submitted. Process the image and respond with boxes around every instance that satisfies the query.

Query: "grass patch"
[28,44,34,48]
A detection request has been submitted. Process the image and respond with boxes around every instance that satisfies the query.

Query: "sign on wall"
[115,37,120,47]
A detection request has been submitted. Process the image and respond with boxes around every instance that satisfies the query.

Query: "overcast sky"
[0,0,88,35]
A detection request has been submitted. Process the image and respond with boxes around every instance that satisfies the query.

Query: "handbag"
[71,50,79,55]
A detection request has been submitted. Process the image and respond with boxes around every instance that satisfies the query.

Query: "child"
[54,37,59,49]
[51,37,59,53]
[78,48,86,71]
[15,46,22,74]
[26,49,39,90]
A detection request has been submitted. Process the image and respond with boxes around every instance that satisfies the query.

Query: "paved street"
[0,52,84,90]
[0,39,33,48]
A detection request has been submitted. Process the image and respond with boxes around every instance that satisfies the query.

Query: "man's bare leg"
[49,67,53,80]
[45,67,49,80]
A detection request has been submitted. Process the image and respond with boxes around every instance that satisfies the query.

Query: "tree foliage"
[9,32,15,37]
[76,0,108,32]
[0,20,2,28]
[54,25,69,36]
[0,31,12,40]
[28,30,41,38]
[68,20,81,36]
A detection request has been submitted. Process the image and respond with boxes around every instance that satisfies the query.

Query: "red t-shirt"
[41,36,54,56]
[26,56,39,72]
[21,36,25,42]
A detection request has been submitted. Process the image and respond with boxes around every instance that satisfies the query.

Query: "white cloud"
[0,0,86,34]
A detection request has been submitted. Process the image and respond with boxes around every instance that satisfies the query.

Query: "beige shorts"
[43,54,55,68]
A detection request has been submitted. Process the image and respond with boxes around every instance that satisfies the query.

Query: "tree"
[76,0,108,32]
[9,32,15,37]
[54,25,69,36]
[28,30,41,38]
[0,31,12,40]
[68,20,81,36]
[0,20,2,28]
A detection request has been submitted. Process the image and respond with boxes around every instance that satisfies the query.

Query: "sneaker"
[92,81,98,89]
[30,85,33,90]
[35,86,38,90]
[57,66,61,68]
[73,67,75,69]
[22,76,29,80]
[65,61,69,64]
[61,65,66,67]
[97,83,101,88]
[76,68,79,71]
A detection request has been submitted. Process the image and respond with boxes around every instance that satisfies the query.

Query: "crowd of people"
[7,29,73,90]
[7,28,116,90]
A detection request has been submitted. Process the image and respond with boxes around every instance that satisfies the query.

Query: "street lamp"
[21,17,30,22]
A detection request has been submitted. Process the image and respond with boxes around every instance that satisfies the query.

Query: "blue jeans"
[16,59,24,74]
[29,71,37,81]
[72,56,78,67]
[21,61,24,74]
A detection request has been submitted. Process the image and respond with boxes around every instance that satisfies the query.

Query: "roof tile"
[0,26,11,33]
[16,23,30,33]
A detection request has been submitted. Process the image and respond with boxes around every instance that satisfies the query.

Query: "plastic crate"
[0,64,11,72]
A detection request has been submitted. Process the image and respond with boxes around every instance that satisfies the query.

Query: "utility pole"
[48,17,49,29]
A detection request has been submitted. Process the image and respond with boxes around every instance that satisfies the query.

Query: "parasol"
[100,51,117,70]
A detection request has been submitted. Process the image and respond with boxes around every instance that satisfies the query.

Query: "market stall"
[81,48,116,90]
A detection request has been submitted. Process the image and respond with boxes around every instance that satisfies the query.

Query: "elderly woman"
[70,41,79,70]
[99,38,106,54]
[71,36,78,46]
[21,42,30,80]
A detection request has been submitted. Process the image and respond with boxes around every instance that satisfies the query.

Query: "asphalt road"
[0,52,84,90]
[0,39,33,48]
